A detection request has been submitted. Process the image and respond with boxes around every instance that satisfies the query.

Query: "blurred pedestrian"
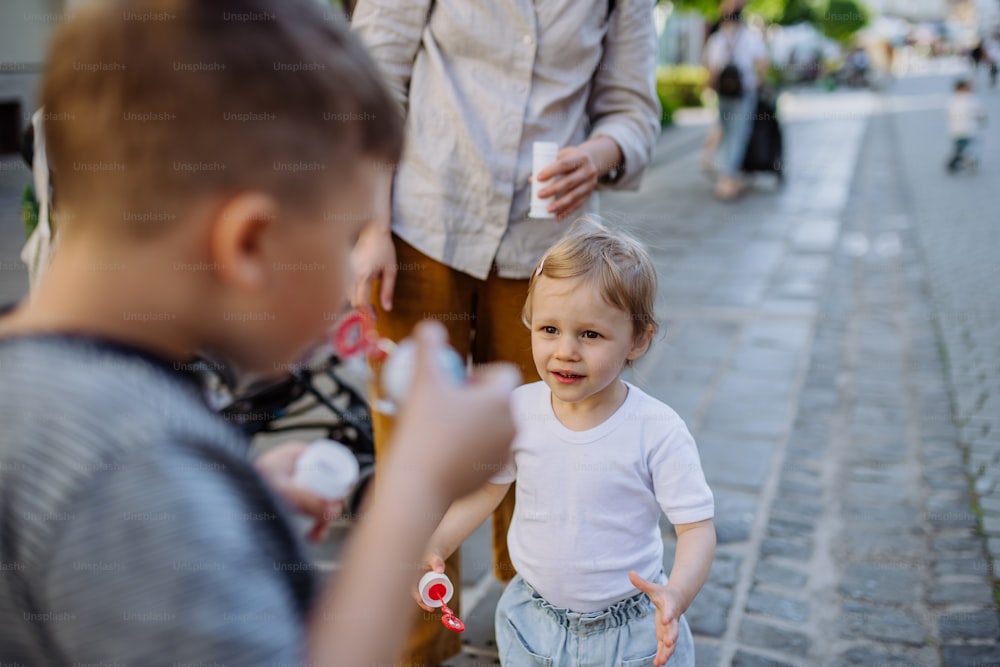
[350,1,661,663]
[845,45,870,88]
[968,37,984,70]
[705,3,769,200]
[946,78,987,173]
[699,0,745,172]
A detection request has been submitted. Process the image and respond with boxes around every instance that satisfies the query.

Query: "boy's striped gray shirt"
[0,335,317,665]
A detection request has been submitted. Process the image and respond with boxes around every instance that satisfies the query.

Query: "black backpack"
[716,63,743,97]
[715,29,744,98]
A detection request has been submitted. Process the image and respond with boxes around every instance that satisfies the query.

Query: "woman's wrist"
[581,135,625,182]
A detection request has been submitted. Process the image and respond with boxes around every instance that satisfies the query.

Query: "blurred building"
[975,0,1000,29]
[0,0,68,154]
[865,0,951,21]
[656,3,707,65]
[865,0,997,27]
[0,0,339,156]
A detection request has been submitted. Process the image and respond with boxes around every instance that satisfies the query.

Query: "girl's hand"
[413,552,447,612]
[254,442,345,543]
[629,571,684,667]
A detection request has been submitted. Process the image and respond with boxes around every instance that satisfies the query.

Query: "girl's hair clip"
[534,255,546,277]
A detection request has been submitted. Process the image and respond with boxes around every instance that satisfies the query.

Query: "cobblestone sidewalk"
[451,73,998,666]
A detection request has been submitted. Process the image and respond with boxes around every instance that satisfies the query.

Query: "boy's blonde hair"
[41,0,403,233]
[522,219,659,343]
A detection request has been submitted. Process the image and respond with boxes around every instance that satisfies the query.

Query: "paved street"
[0,59,997,667]
[451,61,1000,667]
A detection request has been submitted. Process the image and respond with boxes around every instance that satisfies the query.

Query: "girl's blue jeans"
[717,92,758,177]
[495,573,696,667]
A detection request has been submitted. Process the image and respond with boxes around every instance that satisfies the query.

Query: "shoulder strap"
[727,26,741,62]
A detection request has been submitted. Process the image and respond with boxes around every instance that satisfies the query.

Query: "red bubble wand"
[418,571,465,633]
[331,310,395,362]
[426,582,465,633]
[332,310,466,415]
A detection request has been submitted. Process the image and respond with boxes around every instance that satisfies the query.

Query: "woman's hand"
[350,219,397,317]
[534,136,622,221]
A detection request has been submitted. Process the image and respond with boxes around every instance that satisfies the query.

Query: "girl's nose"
[554,335,580,360]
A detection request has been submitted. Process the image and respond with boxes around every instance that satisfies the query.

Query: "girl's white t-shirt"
[490,381,714,613]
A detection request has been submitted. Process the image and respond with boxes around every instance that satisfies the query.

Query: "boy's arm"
[308,464,511,664]
[307,323,519,667]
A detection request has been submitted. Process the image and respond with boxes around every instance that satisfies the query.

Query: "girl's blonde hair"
[522,218,659,344]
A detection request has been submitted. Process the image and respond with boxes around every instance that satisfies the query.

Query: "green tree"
[774,0,822,25]
[668,0,822,26]
[667,0,721,19]
[744,0,790,24]
[816,0,870,43]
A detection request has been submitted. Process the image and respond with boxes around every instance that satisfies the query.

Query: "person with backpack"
[704,5,769,201]
[699,0,743,172]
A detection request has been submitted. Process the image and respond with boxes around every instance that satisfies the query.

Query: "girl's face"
[529,275,650,419]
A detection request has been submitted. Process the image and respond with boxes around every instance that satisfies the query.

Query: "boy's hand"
[254,442,344,543]
[414,552,447,612]
[392,321,520,502]
[350,221,397,316]
[629,571,684,667]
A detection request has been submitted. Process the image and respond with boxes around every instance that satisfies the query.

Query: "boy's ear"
[209,193,279,290]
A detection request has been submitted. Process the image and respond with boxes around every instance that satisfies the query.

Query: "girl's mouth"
[552,370,585,383]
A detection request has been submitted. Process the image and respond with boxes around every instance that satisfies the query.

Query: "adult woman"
[705,6,769,200]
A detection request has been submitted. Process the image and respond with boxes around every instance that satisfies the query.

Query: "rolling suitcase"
[741,91,783,181]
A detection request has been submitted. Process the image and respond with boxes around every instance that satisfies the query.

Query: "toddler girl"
[420,221,715,667]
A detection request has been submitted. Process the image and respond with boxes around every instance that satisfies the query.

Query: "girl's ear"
[627,324,654,362]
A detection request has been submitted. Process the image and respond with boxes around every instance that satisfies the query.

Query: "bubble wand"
[331,311,466,414]
[418,571,465,633]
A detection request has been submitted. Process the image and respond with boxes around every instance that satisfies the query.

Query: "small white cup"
[529,141,559,219]
[292,439,360,500]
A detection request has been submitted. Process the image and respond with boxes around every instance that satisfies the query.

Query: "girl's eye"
[542,326,558,334]
[582,331,600,339]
